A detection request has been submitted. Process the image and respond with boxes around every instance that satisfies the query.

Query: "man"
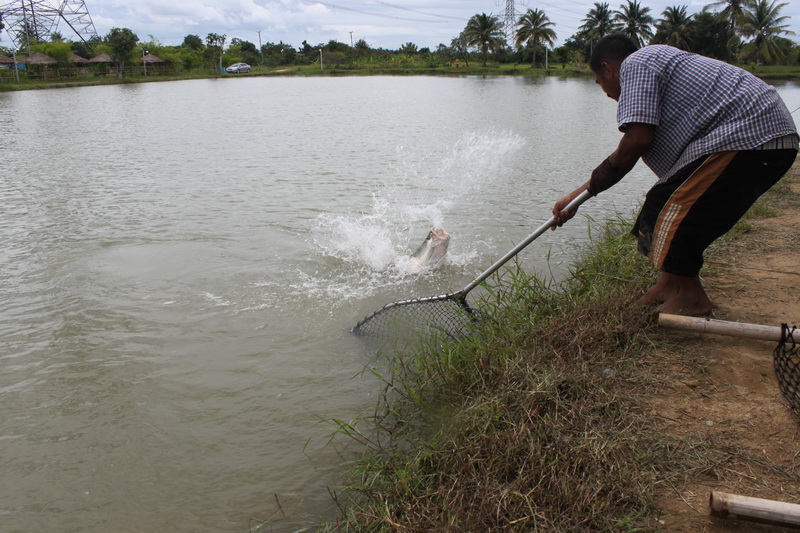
[553,34,798,316]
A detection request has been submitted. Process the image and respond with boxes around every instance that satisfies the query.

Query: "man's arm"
[552,123,655,228]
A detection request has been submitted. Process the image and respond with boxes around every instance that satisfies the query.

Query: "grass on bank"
[314,171,800,532]
[322,217,670,532]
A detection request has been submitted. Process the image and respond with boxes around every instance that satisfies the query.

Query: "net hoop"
[351,292,479,338]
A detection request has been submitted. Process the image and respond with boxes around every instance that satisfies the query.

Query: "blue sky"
[8,0,800,50]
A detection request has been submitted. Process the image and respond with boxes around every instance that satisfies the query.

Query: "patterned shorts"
[632,148,797,276]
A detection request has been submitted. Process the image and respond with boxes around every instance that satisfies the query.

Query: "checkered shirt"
[618,45,798,182]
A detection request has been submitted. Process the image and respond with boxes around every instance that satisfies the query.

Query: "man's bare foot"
[653,295,713,316]
[642,273,713,316]
[639,272,679,305]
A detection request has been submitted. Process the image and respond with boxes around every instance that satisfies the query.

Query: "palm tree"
[614,0,655,47]
[580,2,619,42]
[737,0,794,66]
[653,5,693,49]
[515,8,557,67]
[704,0,749,32]
[463,13,505,66]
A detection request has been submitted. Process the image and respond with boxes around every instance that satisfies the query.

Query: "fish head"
[427,228,450,259]
[410,227,450,269]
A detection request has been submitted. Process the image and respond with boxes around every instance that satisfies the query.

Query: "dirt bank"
[654,161,800,532]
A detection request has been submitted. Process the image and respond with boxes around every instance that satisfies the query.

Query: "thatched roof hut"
[24,52,58,65]
[71,53,89,65]
[0,54,16,65]
[141,53,164,64]
[88,53,113,63]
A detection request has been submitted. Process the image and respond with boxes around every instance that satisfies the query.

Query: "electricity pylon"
[0,0,98,49]
[503,0,516,44]
[497,0,527,45]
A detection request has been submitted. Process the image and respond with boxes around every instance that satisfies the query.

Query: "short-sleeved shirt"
[617,45,798,182]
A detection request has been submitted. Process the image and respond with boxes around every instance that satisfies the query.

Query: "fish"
[408,227,450,272]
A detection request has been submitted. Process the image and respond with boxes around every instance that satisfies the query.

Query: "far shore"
[2,63,799,92]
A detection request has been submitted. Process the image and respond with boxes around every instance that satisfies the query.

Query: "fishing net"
[350,190,593,340]
[773,324,800,415]
[352,294,480,339]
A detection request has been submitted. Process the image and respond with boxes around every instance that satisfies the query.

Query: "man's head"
[589,34,638,101]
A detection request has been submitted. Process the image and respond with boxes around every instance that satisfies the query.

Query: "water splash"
[302,130,525,302]
[314,129,524,273]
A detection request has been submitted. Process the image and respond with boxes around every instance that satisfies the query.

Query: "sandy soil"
[652,162,800,532]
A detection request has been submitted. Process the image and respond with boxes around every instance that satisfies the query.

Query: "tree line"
[460,0,796,68]
[1,0,797,79]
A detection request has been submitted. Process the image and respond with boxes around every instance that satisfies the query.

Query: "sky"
[6,0,800,51]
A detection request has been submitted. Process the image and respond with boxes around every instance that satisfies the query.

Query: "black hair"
[589,34,638,72]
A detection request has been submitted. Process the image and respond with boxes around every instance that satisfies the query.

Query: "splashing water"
[310,130,525,300]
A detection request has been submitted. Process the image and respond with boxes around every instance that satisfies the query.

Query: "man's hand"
[551,185,588,230]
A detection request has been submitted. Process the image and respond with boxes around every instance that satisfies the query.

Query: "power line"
[299,0,453,24]
[366,1,464,21]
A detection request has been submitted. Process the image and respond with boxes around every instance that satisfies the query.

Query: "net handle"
[459,189,592,297]
[658,313,788,342]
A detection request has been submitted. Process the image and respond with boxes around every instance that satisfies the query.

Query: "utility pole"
[349,31,353,47]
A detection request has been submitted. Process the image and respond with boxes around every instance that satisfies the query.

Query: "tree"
[653,5,693,49]
[262,41,297,66]
[450,32,471,66]
[737,0,794,66]
[298,40,315,62]
[704,0,749,32]
[71,35,101,60]
[463,13,505,66]
[614,0,655,47]
[182,34,204,50]
[515,8,557,67]
[231,38,257,55]
[553,35,591,65]
[689,11,736,60]
[106,27,139,79]
[229,37,259,65]
[32,40,72,63]
[323,39,349,53]
[580,2,619,43]
[399,42,418,54]
[205,32,226,72]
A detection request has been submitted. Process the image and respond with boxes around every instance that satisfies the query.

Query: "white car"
[226,63,251,73]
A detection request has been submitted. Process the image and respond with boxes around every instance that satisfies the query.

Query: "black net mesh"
[773,324,800,416]
[352,294,480,339]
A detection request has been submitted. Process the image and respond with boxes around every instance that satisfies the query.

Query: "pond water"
[1,75,798,532]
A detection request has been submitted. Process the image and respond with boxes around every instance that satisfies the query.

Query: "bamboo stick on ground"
[710,491,800,529]
[658,313,789,342]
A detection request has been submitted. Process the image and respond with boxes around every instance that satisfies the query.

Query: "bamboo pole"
[710,491,800,529]
[658,313,790,342]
